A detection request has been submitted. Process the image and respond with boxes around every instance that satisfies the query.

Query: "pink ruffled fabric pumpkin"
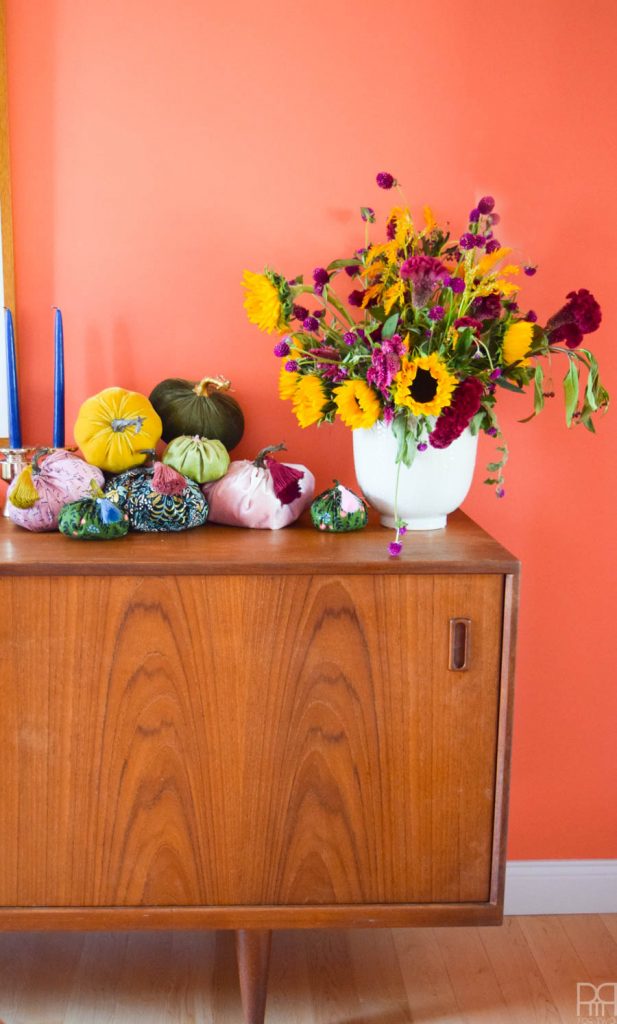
[202,444,314,529]
[8,450,105,532]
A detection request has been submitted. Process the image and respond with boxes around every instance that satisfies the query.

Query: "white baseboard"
[505,860,617,915]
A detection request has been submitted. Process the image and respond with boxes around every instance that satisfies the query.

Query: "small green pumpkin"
[310,481,368,533]
[149,376,244,449]
[58,484,130,540]
[162,435,230,484]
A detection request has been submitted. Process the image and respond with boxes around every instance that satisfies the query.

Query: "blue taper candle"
[4,308,22,449]
[53,307,65,448]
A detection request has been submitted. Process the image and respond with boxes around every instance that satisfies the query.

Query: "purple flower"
[496,487,505,498]
[429,378,485,450]
[400,255,448,307]
[388,541,402,557]
[487,426,498,437]
[546,288,602,348]
[489,368,502,380]
[459,232,477,250]
[383,405,395,425]
[428,305,445,321]
[381,333,406,356]
[292,304,308,321]
[376,171,396,190]
[469,207,480,223]
[524,265,537,276]
[285,359,298,372]
[386,217,397,240]
[447,276,465,294]
[474,235,487,248]
[485,239,501,254]
[273,339,290,357]
[489,212,501,225]
[348,289,366,307]
[302,316,319,332]
[361,207,375,222]
[313,308,326,318]
[504,301,519,312]
[313,267,330,287]
[471,293,502,321]
[417,442,428,452]
[525,310,538,323]
[343,331,356,346]
[478,195,495,214]
[345,264,359,277]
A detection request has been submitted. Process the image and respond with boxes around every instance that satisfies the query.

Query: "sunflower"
[242,270,286,334]
[394,353,457,417]
[279,365,299,401]
[334,379,381,430]
[292,374,327,428]
[502,321,533,367]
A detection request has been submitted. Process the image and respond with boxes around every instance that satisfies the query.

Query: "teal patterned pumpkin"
[162,435,230,484]
[310,481,368,532]
[104,465,208,532]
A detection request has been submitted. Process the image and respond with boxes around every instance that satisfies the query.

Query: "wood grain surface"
[0,510,519,576]
[0,572,503,911]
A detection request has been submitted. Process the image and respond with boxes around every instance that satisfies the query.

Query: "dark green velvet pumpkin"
[149,376,244,449]
[310,481,368,533]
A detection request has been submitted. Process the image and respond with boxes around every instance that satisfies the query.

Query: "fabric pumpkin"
[310,481,368,532]
[74,387,162,473]
[59,485,130,540]
[104,463,208,532]
[202,443,314,530]
[149,376,244,449]
[7,449,105,532]
[162,435,230,484]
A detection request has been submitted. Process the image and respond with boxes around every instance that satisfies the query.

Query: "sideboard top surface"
[0,510,518,576]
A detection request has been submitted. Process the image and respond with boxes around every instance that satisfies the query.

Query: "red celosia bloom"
[429,377,484,450]
[546,288,602,348]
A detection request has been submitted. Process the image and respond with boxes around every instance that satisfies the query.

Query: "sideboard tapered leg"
[235,928,272,1024]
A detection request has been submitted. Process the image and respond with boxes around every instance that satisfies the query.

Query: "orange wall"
[5,0,616,857]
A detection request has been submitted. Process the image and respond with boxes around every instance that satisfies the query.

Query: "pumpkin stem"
[111,416,145,434]
[253,443,287,468]
[192,376,232,397]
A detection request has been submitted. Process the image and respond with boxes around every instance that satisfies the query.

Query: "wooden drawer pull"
[449,618,471,671]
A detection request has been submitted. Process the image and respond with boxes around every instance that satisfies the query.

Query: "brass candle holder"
[0,446,77,517]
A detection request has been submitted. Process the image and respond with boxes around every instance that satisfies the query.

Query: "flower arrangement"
[243,174,609,552]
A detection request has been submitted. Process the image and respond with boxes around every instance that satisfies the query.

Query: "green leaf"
[495,377,525,394]
[392,415,416,468]
[326,258,362,272]
[533,363,544,417]
[382,313,400,340]
[563,359,579,427]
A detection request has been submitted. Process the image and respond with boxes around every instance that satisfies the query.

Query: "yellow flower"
[242,270,285,334]
[502,321,533,367]
[394,353,457,417]
[387,206,414,247]
[383,280,405,314]
[334,379,381,430]
[423,205,436,232]
[292,374,327,428]
[475,246,512,277]
[279,365,299,401]
[361,283,383,308]
[495,279,520,297]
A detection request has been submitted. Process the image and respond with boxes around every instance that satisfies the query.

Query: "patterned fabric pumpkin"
[104,463,208,532]
[310,481,369,532]
[7,449,105,532]
[202,443,314,530]
[59,485,130,540]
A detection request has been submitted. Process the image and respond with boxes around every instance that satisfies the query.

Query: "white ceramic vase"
[352,420,479,531]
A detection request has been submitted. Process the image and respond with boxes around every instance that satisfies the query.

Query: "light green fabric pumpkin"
[162,435,230,484]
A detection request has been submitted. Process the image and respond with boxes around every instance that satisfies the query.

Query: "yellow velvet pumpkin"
[74,387,163,473]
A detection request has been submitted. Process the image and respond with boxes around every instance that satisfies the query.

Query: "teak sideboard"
[0,511,518,1023]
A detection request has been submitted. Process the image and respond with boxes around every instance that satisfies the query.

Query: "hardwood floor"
[0,916,615,1023]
